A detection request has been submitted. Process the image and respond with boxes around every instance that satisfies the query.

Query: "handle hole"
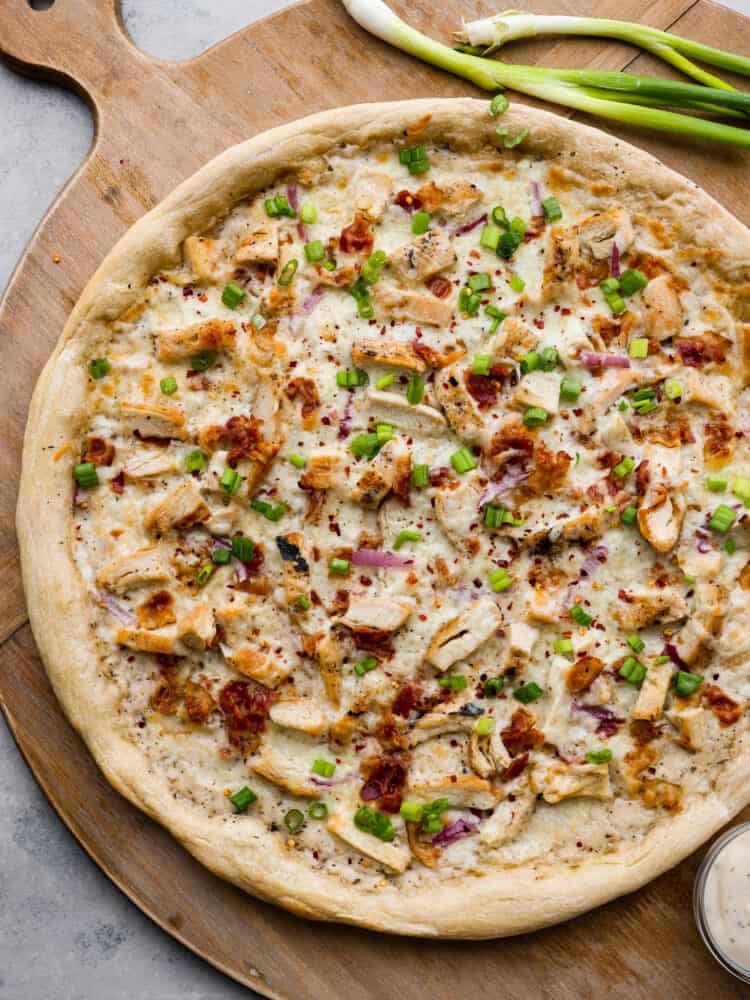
[28,0,55,9]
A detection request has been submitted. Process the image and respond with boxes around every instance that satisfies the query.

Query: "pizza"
[18,99,750,938]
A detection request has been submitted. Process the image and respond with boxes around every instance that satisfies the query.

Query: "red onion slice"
[301,288,324,315]
[98,590,136,627]
[351,549,413,568]
[579,351,630,369]
[431,817,478,847]
[479,464,529,507]
[530,181,543,217]
[572,701,624,738]
[286,184,299,212]
[578,544,609,579]
[235,560,250,583]
[452,213,487,236]
[611,242,621,278]
[337,393,354,440]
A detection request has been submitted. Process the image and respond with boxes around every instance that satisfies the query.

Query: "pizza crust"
[17,98,750,938]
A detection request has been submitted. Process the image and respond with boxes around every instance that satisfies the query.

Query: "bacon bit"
[501,708,544,757]
[566,655,604,693]
[84,436,115,467]
[351,627,395,658]
[464,368,509,410]
[392,453,412,501]
[524,441,571,495]
[137,590,175,630]
[329,588,350,617]
[286,377,320,427]
[501,753,529,782]
[636,414,694,448]
[575,258,609,290]
[183,678,216,723]
[340,212,374,255]
[392,683,421,718]
[234,576,272,596]
[394,189,422,213]
[149,655,182,715]
[360,754,409,813]
[376,712,409,751]
[635,459,650,497]
[426,275,453,299]
[703,684,742,726]
[630,719,660,745]
[109,470,125,495]
[200,414,269,468]
[413,340,466,368]
[704,416,735,464]
[429,466,453,488]
[628,252,670,280]
[592,314,622,348]
[219,680,274,751]
[487,422,535,461]
[677,334,728,368]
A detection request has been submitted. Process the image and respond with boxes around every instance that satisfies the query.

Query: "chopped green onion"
[450,447,477,474]
[355,656,378,677]
[628,338,649,359]
[726,537,737,555]
[484,504,524,529]
[329,557,351,576]
[613,456,635,478]
[407,374,425,404]
[619,269,649,296]
[408,159,430,175]
[191,350,215,372]
[458,286,481,316]
[472,354,491,376]
[621,505,638,526]
[376,373,395,390]
[732,476,750,506]
[709,503,736,533]
[289,453,306,469]
[522,406,548,428]
[542,196,562,222]
[603,504,617,513]
[400,801,424,823]
[284,809,305,833]
[509,273,526,293]
[707,475,728,492]
[605,291,626,315]
[412,210,431,235]
[570,603,593,626]
[265,194,295,218]
[250,498,285,521]
[185,449,206,472]
[683,574,696,585]
[498,229,523,259]
[484,677,504,697]
[439,675,468,691]
[296,595,311,611]
[212,547,231,565]
[520,351,540,374]
[308,801,327,820]
[420,798,450,833]
[489,93,509,116]
[231,535,254,562]
[349,433,381,459]
[376,423,393,443]
[553,637,574,656]
[497,126,528,149]
[664,379,682,400]
[300,203,317,224]
[304,240,326,262]
[394,529,421,550]
[654,655,671,664]
[229,786,257,812]
[479,224,502,251]
[600,277,620,295]
[675,670,704,697]
[412,463,429,488]
[633,399,658,415]
[74,462,98,489]
[489,567,512,592]
[221,281,246,309]
[468,272,491,292]
[485,305,506,334]
[354,806,394,841]
[560,375,581,402]
[278,259,299,286]
[513,681,543,704]
[312,758,336,778]
[221,468,241,495]
[195,563,214,587]
[336,368,368,388]
[585,749,613,764]
[627,634,645,654]
[160,376,178,395]
[539,347,558,371]
[88,357,110,379]
[476,716,496,736]
[491,205,509,228]
[321,259,337,272]
[633,387,655,402]
[620,656,646,685]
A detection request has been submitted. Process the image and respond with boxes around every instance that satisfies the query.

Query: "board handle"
[0,0,150,106]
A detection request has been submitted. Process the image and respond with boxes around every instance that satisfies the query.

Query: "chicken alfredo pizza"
[18,100,750,937]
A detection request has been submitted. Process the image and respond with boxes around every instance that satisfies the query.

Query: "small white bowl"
[694,821,750,985]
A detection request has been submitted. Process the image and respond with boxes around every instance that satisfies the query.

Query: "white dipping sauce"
[703,829,750,972]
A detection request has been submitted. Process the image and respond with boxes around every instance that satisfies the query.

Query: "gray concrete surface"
[1,1,749,997]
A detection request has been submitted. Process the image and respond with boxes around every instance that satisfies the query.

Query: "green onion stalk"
[455,10,750,96]
[341,0,750,148]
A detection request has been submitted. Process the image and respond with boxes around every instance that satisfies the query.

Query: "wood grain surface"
[1,0,749,995]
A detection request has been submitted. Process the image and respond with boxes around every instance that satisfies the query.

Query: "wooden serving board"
[1,0,749,995]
